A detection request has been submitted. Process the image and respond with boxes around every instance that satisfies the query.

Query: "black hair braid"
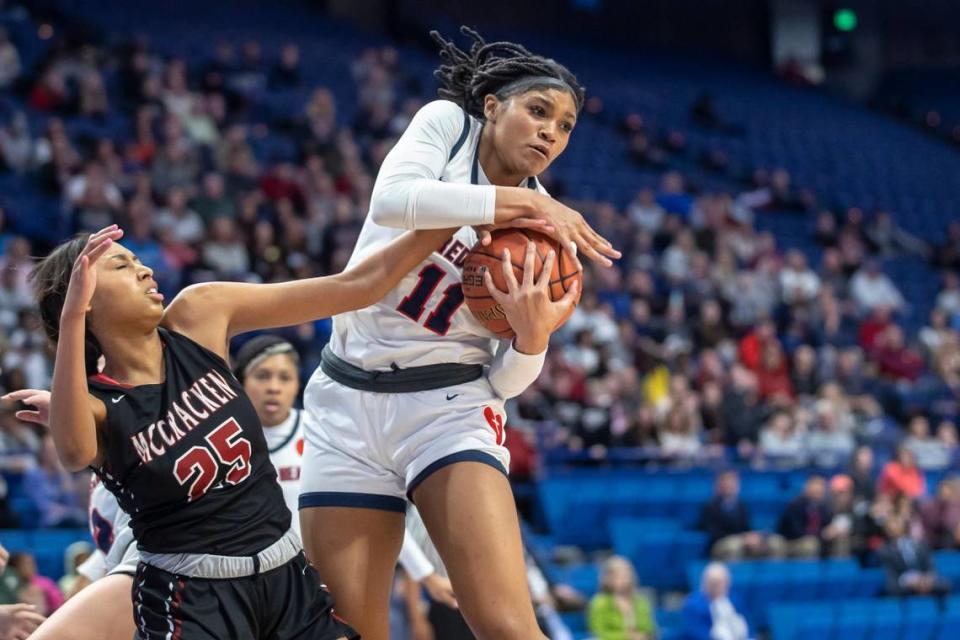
[430,26,585,119]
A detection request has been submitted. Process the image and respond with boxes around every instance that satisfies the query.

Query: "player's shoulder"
[410,99,472,137]
[415,99,468,122]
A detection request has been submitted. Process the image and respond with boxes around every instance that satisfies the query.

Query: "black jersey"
[87,328,289,556]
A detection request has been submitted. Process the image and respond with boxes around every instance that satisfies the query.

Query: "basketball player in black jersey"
[25,222,503,639]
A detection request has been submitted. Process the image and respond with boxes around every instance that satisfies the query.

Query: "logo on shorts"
[483,406,505,446]
[446,393,461,401]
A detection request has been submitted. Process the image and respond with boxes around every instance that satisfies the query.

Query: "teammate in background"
[298,27,619,640]
[17,221,471,640]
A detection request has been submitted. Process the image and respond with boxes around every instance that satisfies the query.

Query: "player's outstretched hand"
[484,242,579,355]
[61,225,124,323]
[0,543,7,573]
[529,193,619,268]
[0,603,46,640]
[474,217,554,247]
[1,389,52,427]
[421,573,458,609]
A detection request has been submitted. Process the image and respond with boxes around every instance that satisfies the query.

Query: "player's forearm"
[370,178,498,229]
[487,341,547,400]
[49,313,99,470]
[341,228,456,306]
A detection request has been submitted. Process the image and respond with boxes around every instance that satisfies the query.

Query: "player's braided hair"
[430,26,586,120]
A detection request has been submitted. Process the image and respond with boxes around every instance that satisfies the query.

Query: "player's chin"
[517,151,550,175]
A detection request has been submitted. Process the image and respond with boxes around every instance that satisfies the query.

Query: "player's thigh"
[30,574,135,640]
[300,506,404,640]
[413,462,546,640]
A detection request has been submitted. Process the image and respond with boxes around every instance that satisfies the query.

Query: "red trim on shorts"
[172,578,185,640]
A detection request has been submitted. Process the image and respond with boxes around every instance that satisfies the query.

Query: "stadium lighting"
[833,8,858,32]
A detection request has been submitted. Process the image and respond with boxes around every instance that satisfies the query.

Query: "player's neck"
[478,128,526,187]
[99,329,165,386]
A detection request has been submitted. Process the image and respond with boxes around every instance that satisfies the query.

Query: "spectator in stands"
[849,445,877,504]
[822,474,856,557]
[202,216,251,279]
[865,211,929,259]
[681,562,749,640]
[21,436,85,529]
[0,113,34,174]
[64,162,123,231]
[878,445,927,499]
[805,401,855,468]
[627,188,665,233]
[818,248,849,299]
[756,342,794,403]
[777,475,831,557]
[78,70,109,119]
[0,27,19,89]
[873,325,925,383]
[920,477,960,550]
[153,186,204,245]
[935,272,960,318]
[270,43,302,89]
[587,556,656,640]
[850,260,905,315]
[904,415,952,470]
[932,221,960,272]
[880,516,951,597]
[780,250,820,306]
[758,411,805,465]
[790,345,821,398]
[698,470,786,561]
[920,309,953,357]
[56,541,92,598]
[8,553,62,615]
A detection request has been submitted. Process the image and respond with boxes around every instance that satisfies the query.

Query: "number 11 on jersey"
[397,264,464,336]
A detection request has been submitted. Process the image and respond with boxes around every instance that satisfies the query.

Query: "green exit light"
[834,8,858,31]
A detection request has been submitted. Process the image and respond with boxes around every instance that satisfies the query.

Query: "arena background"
[1,0,960,638]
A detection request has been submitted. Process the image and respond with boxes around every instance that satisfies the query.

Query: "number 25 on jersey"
[174,418,252,501]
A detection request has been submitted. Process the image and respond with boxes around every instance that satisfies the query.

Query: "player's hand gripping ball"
[462,229,582,338]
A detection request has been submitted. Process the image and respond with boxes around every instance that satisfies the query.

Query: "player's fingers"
[522,242,536,288]
[577,233,613,267]
[511,217,554,233]
[19,610,45,626]
[537,250,556,289]
[558,278,580,308]
[500,249,519,294]
[14,410,43,424]
[483,270,510,305]
[82,227,123,256]
[85,236,117,265]
[2,389,42,402]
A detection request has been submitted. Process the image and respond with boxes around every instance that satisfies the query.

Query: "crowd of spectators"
[0,7,958,638]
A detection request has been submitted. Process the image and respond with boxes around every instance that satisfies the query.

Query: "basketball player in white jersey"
[298,27,619,640]
[234,335,459,604]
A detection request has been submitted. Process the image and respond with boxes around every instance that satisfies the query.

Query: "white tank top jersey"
[327,99,549,380]
[81,476,135,579]
[262,408,305,537]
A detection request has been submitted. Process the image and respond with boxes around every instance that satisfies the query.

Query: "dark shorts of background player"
[132,551,358,640]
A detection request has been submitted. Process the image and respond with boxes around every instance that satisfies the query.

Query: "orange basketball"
[462,229,582,339]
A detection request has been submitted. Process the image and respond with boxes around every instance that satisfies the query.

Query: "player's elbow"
[369,189,407,228]
[55,439,96,471]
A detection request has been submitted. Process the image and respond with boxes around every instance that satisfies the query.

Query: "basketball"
[462,229,582,338]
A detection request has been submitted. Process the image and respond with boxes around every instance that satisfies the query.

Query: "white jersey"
[328,99,548,372]
[78,476,137,580]
[262,408,305,537]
